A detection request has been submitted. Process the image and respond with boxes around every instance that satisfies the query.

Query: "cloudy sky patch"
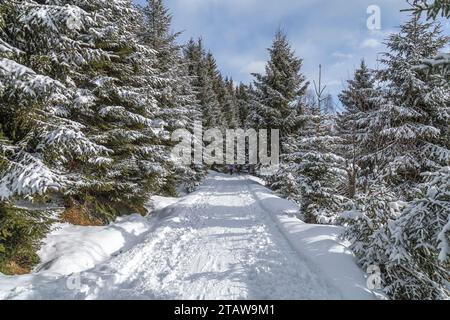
[135,0,449,99]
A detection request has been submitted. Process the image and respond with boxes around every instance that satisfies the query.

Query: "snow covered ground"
[0,172,376,300]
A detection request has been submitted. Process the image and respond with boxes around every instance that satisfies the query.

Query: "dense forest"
[0,0,449,299]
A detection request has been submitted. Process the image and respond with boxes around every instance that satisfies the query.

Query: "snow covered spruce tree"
[337,60,399,287]
[410,0,449,92]
[45,0,174,219]
[281,75,347,224]
[236,83,253,128]
[381,16,450,300]
[248,30,308,201]
[387,166,450,299]
[184,39,225,129]
[340,16,450,299]
[248,31,345,223]
[337,60,381,198]
[375,16,448,199]
[140,0,205,193]
[204,51,227,129]
[340,183,400,277]
[219,77,240,129]
[395,13,449,298]
[0,0,111,272]
[407,0,450,19]
[248,30,308,149]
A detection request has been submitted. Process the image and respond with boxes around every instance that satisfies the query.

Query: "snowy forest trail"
[0,172,375,300]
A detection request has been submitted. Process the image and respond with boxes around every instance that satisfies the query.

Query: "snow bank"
[0,196,177,298]
[148,195,180,212]
[247,179,376,300]
[35,215,150,275]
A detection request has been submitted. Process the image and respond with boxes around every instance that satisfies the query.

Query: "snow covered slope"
[0,172,376,300]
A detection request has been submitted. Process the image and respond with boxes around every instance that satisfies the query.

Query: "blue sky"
[134,0,450,100]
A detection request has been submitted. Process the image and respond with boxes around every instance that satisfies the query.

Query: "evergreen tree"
[387,165,450,299]
[277,99,347,224]
[0,0,213,273]
[0,0,111,272]
[337,60,381,198]
[141,0,201,129]
[411,0,449,93]
[407,0,450,19]
[249,30,308,147]
[236,83,252,128]
[249,30,311,206]
[55,0,169,218]
[204,52,226,128]
[375,16,448,198]
[268,60,346,224]
[383,18,450,298]
[340,16,450,299]
[339,182,400,289]
[141,0,204,193]
[219,77,239,128]
[184,40,223,129]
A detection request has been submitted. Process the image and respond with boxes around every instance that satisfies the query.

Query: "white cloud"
[239,60,266,75]
[361,38,381,48]
[332,52,355,59]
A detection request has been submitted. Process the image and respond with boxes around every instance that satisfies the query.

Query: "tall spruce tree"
[184,40,223,129]
[219,77,239,128]
[204,52,226,128]
[340,16,450,299]
[141,0,204,193]
[278,97,347,224]
[249,29,312,201]
[244,31,342,223]
[382,16,450,300]
[372,16,448,198]
[0,0,211,274]
[0,0,112,272]
[236,83,253,128]
[56,0,169,218]
[249,30,308,146]
[337,60,381,198]
[249,30,308,207]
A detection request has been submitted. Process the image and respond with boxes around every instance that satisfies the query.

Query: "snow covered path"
[0,172,375,300]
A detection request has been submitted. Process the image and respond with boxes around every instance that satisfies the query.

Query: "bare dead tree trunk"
[313,64,327,133]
